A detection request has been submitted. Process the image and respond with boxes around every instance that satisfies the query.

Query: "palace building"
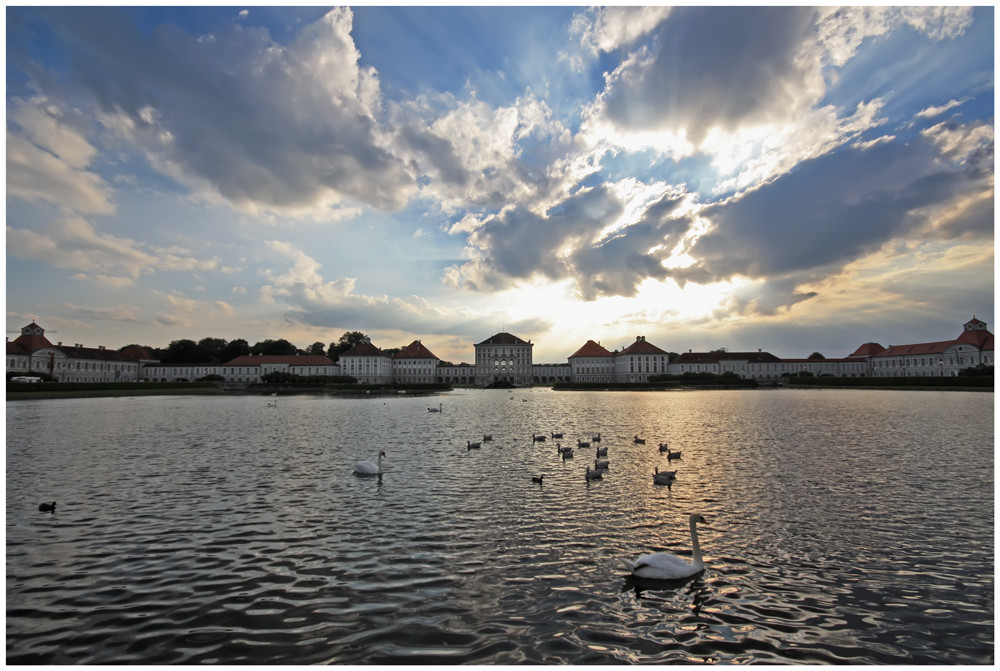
[7,317,993,386]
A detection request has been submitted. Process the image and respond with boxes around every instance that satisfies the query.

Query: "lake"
[6,388,994,664]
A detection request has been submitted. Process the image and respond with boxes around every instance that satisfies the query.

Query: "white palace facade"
[7,317,993,386]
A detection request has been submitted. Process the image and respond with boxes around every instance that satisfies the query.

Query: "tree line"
[121,331,383,364]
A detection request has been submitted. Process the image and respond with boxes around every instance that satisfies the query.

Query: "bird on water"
[624,513,708,580]
[39,501,56,513]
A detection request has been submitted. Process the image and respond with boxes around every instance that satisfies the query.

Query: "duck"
[594,458,610,470]
[633,436,646,444]
[577,439,590,448]
[592,433,602,442]
[585,466,603,480]
[38,501,56,513]
[658,442,670,452]
[532,433,547,442]
[561,447,575,459]
[531,475,544,484]
[483,434,493,442]
[623,513,708,580]
[557,443,573,455]
[467,440,482,450]
[428,403,443,413]
[551,431,564,439]
[667,449,682,460]
[653,466,677,485]
[354,452,386,476]
[595,445,608,457]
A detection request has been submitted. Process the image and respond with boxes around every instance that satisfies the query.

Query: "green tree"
[221,338,250,362]
[306,341,327,356]
[251,339,299,356]
[328,331,368,361]
[808,352,826,360]
[198,337,229,362]
[162,339,204,363]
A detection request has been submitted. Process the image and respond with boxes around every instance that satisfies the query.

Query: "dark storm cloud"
[677,132,993,287]
[26,7,415,212]
[594,6,819,143]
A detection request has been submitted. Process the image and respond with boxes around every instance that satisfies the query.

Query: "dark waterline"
[6,389,994,664]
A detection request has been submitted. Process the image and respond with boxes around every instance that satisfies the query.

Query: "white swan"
[354,451,386,476]
[624,513,707,580]
[428,403,442,413]
[653,466,677,485]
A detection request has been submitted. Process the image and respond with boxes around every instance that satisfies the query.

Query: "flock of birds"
[351,403,709,581]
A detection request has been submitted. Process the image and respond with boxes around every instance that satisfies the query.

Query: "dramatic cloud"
[26,7,413,215]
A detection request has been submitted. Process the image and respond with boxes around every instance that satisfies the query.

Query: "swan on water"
[532,433,547,442]
[551,431,564,439]
[467,440,482,450]
[561,447,575,459]
[38,501,56,513]
[585,466,603,480]
[667,449,682,460]
[531,475,544,484]
[557,443,572,455]
[354,451,386,476]
[592,433,602,442]
[428,403,442,413]
[653,467,677,485]
[624,513,708,580]
[577,439,590,448]
[595,445,608,457]
[594,458,610,470]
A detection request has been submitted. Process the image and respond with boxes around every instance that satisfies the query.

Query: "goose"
[594,458,610,470]
[428,403,443,413]
[38,501,56,513]
[658,442,670,452]
[551,431,564,439]
[354,452,386,476]
[634,436,646,444]
[577,439,590,448]
[585,466,603,480]
[592,433,602,442]
[595,445,608,457]
[561,447,575,459]
[623,513,708,580]
[667,449,682,460]
[532,433,547,442]
[483,434,493,442]
[653,467,677,485]
[556,443,573,455]
[531,475,544,484]
[467,440,482,450]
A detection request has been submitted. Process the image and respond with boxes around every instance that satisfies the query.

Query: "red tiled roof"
[956,328,992,348]
[847,342,885,358]
[119,346,157,361]
[394,340,439,359]
[224,354,334,366]
[477,332,530,346]
[619,336,668,356]
[569,340,613,358]
[876,340,959,357]
[340,341,388,358]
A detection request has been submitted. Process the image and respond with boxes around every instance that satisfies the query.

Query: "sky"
[5,5,994,364]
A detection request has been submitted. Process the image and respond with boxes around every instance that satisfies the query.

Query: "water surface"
[6,389,994,663]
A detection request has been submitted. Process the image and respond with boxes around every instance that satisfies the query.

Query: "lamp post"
[939,358,944,377]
